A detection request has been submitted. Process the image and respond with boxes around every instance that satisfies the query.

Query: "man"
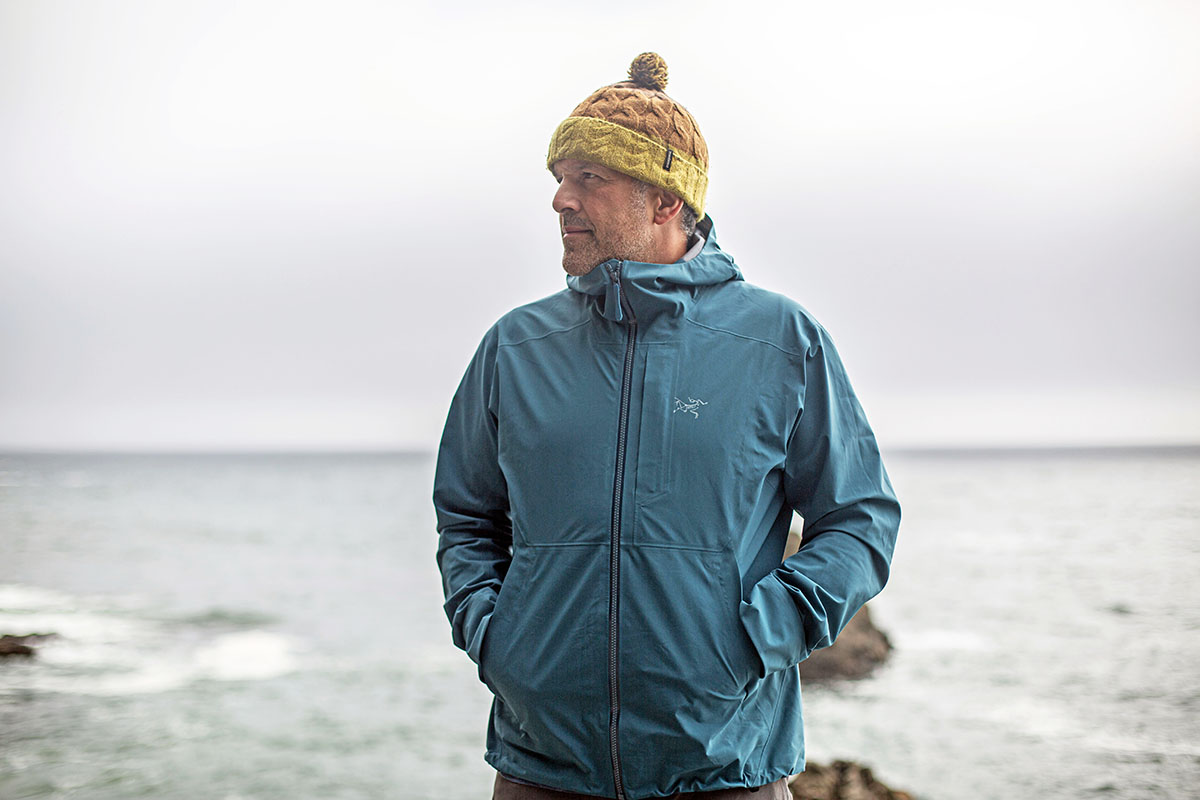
[435,53,901,800]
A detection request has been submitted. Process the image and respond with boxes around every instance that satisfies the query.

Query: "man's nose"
[552,181,579,214]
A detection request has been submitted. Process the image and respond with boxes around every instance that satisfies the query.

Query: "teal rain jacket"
[435,219,900,799]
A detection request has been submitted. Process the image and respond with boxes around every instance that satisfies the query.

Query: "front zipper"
[607,262,635,800]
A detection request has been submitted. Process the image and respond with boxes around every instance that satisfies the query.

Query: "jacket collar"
[565,216,742,323]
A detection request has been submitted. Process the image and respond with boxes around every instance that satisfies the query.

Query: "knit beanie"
[547,53,709,220]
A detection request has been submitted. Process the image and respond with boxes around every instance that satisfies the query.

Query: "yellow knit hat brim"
[547,116,708,220]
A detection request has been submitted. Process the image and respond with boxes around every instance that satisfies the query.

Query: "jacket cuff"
[739,573,808,676]
[455,589,497,666]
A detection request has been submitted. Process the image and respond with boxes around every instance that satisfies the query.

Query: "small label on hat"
[663,149,674,171]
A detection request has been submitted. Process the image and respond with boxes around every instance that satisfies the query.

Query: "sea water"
[1,450,1197,799]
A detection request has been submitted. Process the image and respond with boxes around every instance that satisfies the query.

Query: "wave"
[0,583,301,696]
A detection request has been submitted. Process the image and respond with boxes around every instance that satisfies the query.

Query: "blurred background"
[1,1,1197,798]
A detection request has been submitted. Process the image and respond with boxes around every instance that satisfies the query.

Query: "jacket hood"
[565,216,742,323]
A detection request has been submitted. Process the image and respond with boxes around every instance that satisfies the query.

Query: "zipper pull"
[604,263,625,323]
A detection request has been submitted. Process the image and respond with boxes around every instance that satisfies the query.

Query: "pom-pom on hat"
[547,53,709,220]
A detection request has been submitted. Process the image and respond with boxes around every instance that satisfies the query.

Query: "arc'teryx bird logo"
[673,396,708,419]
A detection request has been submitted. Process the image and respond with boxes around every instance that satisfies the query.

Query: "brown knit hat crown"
[547,53,709,219]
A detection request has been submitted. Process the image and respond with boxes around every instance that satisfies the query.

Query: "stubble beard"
[560,232,603,277]
[560,190,655,276]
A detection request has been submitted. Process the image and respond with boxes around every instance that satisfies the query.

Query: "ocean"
[1,449,1197,799]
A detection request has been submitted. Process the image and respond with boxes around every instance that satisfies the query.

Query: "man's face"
[551,159,655,276]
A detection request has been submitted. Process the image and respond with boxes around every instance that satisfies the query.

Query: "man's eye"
[581,172,597,180]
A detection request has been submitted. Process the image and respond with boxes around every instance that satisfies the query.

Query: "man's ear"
[650,189,685,227]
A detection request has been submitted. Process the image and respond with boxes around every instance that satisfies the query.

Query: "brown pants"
[493,773,792,800]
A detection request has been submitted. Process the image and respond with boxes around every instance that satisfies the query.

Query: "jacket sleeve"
[433,326,512,667]
[739,326,900,675]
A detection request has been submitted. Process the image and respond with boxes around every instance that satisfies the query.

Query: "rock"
[0,636,36,658]
[789,760,912,800]
[0,633,57,658]
[800,605,892,682]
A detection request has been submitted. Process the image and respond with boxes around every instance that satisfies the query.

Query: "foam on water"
[978,696,1086,739]
[893,628,991,651]
[40,629,301,696]
[193,631,297,681]
[0,583,300,696]
[0,584,81,613]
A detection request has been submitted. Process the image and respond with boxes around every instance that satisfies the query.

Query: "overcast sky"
[1,0,1197,451]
